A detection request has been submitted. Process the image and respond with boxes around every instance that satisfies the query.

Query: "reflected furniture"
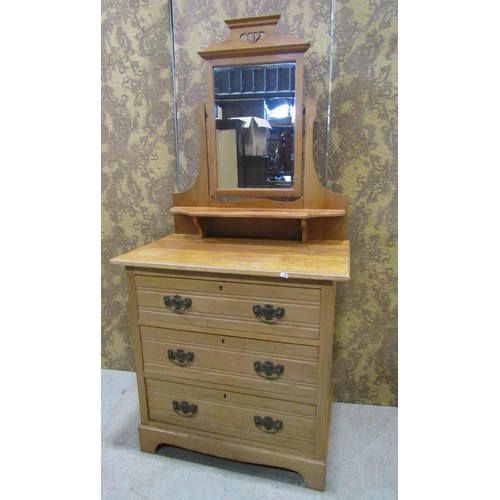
[111,14,350,491]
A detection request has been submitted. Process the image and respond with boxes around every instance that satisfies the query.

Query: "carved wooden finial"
[224,14,281,30]
[198,14,309,60]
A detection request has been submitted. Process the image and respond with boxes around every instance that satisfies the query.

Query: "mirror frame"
[198,15,310,198]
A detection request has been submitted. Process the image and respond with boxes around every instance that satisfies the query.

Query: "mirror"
[198,15,310,198]
[213,62,296,190]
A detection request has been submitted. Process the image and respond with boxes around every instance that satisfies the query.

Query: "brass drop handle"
[172,400,198,417]
[168,348,194,366]
[252,304,285,323]
[254,416,283,434]
[164,294,192,313]
[253,360,285,379]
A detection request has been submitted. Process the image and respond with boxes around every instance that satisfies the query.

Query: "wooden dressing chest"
[112,235,349,490]
[111,15,350,490]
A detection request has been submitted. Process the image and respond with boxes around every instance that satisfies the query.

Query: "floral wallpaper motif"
[101,0,177,369]
[330,0,397,405]
[101,0,398,405]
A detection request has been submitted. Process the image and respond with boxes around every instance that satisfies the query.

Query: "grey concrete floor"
[102,369,397,499]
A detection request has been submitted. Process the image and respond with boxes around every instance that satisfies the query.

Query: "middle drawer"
[140,325,319,401]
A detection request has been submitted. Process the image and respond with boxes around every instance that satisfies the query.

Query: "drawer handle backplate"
[252,304,285,323]
[253,360,285,379]
[172,400,198,417]
[168,348,195,366]
[254,415,283,434]
[164,294,192,313]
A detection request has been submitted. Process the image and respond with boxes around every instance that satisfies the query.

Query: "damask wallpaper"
[101,0,398,405]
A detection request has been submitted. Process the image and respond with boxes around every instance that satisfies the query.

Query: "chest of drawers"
[112,234,349,490]
[108,14,352,490]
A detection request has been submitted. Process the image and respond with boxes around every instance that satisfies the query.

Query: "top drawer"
[135,274,321,340]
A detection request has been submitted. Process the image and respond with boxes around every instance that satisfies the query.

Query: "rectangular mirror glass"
[213,62,296,190]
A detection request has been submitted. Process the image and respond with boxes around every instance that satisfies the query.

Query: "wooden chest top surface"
[110,234,350,281]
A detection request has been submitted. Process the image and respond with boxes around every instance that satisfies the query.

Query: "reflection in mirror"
[213,63,296,190]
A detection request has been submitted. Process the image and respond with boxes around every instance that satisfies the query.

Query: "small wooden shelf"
[170,206,346,242]
[170,206,346,218]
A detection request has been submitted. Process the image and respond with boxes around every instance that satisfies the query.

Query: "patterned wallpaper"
[101,0,398,405]
[101,0,176,368]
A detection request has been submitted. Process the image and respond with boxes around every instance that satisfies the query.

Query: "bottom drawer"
[145,378,316,455]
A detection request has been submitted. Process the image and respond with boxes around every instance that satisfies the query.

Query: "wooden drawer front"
[135,274,321,340]
[141,326,318,399]
[146,378,316,454]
